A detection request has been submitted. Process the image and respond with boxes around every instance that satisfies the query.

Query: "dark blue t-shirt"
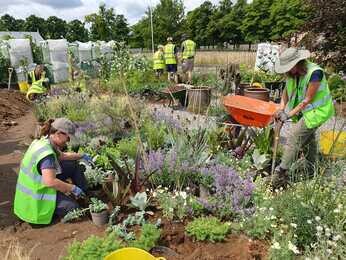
[310,70,323,82]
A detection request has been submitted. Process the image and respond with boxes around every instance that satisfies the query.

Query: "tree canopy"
[85,3,129,42]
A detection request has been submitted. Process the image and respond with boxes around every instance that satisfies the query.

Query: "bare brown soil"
[154,220,268,260]
[0,89,30,132]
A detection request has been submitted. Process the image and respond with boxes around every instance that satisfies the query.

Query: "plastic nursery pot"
[90,210,108,226]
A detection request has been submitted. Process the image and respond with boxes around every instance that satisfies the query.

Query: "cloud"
[31,0,83,9]
[0,0,220,25]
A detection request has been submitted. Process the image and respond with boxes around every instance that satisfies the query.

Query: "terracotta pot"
[244,88,270,102]
[237,83,251,96]
[90,210,108,226]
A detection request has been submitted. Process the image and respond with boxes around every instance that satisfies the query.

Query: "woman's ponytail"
[39,119,55,138]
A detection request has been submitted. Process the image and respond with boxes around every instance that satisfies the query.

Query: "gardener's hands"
[275,110,289,123]
[81,154,93,164]
[71,185,85,198]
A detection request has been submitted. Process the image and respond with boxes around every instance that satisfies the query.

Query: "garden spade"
[8,67,13,90]
[271,120,283,178]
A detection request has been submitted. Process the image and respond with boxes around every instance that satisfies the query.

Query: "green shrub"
[116,136,139,159]
[186,217,231,242]
[142,120,167,150]
[328,74,346,100]
[63,232,123,260]
[64,224,161,259]
[128,223,161,251]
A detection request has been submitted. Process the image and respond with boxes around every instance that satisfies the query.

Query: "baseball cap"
[52,118,76,139]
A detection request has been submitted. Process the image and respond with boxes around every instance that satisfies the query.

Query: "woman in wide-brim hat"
[271,48,334,188]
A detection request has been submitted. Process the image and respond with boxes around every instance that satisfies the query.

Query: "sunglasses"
[59,131,70,141]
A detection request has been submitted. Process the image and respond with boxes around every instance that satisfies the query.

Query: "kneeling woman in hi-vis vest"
[14,118,93,224]
[272,48,334,188]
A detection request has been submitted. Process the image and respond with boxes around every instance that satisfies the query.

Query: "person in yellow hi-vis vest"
[271,48,334,188]
[27,64,50,101]
[13,118,93,224]
[164,37,178,83]
[181,34,196,84]
[153,45,165,78]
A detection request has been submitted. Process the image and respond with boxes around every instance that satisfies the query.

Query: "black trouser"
[54,160,87,217]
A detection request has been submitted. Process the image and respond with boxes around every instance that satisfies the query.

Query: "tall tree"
[240,0,274,43]
[216,0,247,45]
[0,14,25,31]
[46,16,68,39]
[66,20,89,42]
[153,0,185,44]
[130,0,184,48]
[113,14,130,42]
[186,1,215,46]
[24,15,47,38]
[129,16,150,48]
[269,0,310,40]
[85,3,130,42]
[206,0,233,46]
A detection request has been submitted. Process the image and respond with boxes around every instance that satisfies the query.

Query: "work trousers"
[54,160,87,218]
[280,118,317,171]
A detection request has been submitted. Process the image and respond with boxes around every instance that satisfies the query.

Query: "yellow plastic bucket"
[18,81,29,93]
[319,130,346,158]
[104,247,166,260]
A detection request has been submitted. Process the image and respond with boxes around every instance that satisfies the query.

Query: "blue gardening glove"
[81,154,93,164]
[71,185,85,198]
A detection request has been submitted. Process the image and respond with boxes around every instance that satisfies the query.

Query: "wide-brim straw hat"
[274,48,311,74]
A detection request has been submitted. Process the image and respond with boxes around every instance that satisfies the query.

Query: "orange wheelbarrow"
[223,95,280,128]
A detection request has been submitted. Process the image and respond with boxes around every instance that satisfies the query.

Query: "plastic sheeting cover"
[8,39,33,68]
[0,40,10,60]
[47,62,69,83]
[77,41,92,62]
[42,39,67,63]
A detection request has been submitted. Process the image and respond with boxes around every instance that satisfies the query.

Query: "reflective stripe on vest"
[16,183,56,201]
[164,44,176,65]
[182,40,196,59]
[19,145,52,183]
[29,71,37,82]
[153,51,165,70]
[302,94,332,113]
[286,61,334,128]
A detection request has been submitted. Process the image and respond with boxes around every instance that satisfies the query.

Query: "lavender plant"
[198,164,256,220]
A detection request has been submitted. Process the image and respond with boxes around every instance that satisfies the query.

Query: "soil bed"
[153,219,268,260]
[0,89,30,132]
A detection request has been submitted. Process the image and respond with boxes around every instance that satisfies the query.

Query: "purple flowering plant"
[197,164,256,220]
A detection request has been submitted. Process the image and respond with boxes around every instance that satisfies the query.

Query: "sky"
[0,0,221,25]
